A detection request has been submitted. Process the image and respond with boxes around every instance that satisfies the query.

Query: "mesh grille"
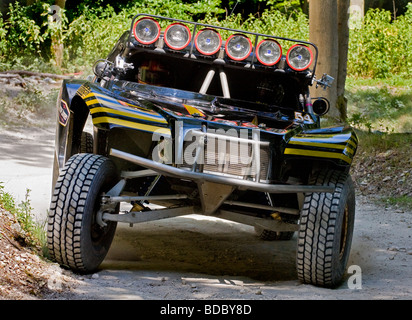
[180,135,269,180]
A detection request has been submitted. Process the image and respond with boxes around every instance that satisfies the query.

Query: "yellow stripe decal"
[85,92,153,112]
[86,97,163,116]
[85,92,117,103]
[89,105,167,124]
[85,95,168,124]
[284,148,353,164]
[347,138,357,149]
[184,104,205,117]
[93,116,171,135]
[85,92,164,114]
[288,140,355,156]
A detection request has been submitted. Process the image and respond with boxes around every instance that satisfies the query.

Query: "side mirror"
[93,59,112,79]
[312,97,330,116]
[315,73,334,90]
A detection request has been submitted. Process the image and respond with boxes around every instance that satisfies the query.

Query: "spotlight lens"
[164,23,191,50]
[256,39,282,66]
[225,34,252,61]
[195,28,222,55]
[133,17,160,45]
[286,44,313,71]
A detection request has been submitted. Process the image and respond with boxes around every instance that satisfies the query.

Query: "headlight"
[256,39,282,66]
[133,17,161,45]
[225,34,252,61]
[195,28,222,55]
[286,44,313,71]
[312,97,330,116]
[164,23,191,50]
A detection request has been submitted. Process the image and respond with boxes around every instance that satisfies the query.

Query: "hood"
[109,80,297,133]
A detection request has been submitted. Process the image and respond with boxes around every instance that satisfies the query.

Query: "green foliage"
[0,15,7,59]
[346,77,412,133]
[3,2,47,56]
[62,0,226,69]
[0,183,47,253]
[243,8,308,40]
[265,0,304,16]
[348,4,412,78]
[382,195,412,209]
[0,1,411,79]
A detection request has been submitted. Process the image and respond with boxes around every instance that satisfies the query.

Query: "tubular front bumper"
[110,148,334,194]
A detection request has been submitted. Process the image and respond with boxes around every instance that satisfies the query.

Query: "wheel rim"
[90,194,117,246]
[91,220,108,243]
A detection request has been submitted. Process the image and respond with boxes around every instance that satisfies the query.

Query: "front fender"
[54,80,92,180]
[284,126,358,168]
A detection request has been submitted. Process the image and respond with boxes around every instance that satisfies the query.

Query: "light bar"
[256,39,282,66]
[164,23,191,50]
[225,34,252,61]
[133,17,161,45]
[286,44,313,71]
[195,28,222,56]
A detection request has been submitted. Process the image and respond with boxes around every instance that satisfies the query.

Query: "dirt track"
[0,124,411,300]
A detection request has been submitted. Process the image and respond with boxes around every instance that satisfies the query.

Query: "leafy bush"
[3,3,49,56]
[348,4,412,78]
[0,1,411,79]
[0,15,7,62]
[0,183,47,252]
[61,0,226,70]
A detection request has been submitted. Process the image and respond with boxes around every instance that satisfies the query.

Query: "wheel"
[51,131,94,190]
[296,170,355,288]
[47,153,119,273]
[254,226,294,241]
[80,131,94,153]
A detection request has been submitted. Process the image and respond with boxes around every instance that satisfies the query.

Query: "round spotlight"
[225,34,252,61]
[164,23,191,50]
[286,44,313,71]
[133,17,161,45]
[256,39,282,66]
[312,97,330,116]
[195,28,222,55]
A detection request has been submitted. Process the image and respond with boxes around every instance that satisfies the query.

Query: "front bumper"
[110,148,334,194]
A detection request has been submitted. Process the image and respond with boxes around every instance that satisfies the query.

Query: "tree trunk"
[336,0,351,121]
[54,0,66,9]
[51,0,66,69]
[309,0,351,122]
[300,0,309,15]
[309,0,340,120]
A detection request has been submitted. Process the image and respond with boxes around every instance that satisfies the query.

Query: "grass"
[0,183,48,256]
[345,76,411,208]
[354,129,412,154]
[343,76,412,209]
[382,195,412,209]
[345,76,412,133]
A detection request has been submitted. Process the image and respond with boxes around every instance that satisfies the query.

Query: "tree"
[336,0,351,121]
[309,0,350,122]
[50,0,66,68]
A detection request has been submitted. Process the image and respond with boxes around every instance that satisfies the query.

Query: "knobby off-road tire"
[296,170,355,288]
[47,153,118,273]
[51,132,94,190]
[80,131,93,154]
